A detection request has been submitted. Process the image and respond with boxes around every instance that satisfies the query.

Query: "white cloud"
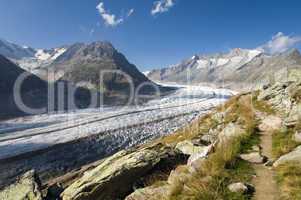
[260,32,301,54]
[151,0,175,15]
[96,2,134,27]
[127,9,135,17]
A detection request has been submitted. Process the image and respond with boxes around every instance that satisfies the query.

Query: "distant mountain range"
[0,39,151,94]
[0,39,159,120]
[147,48,301,90]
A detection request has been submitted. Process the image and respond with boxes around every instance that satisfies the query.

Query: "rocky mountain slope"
[1,76,300,199]
[147,48,301,90]
[37,41,151,95]
[0,38,66,71]
[0,39,153,96]
[0,55,96,120]
[0,39,36,60]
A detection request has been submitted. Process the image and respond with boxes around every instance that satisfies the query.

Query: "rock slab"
[0,170,43,200]
[61,144,181,200]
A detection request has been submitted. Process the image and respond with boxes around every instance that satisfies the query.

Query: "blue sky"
[0,0,301,71]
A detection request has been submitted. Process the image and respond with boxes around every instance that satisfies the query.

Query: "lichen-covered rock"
[274,145,301,167]
[125,185,169,200]
[258,82,285,102]
[0,170,43,200]
[258,81,301,117]
[187,144,214,165]
[61,143,181,200]
[175,140,206,156]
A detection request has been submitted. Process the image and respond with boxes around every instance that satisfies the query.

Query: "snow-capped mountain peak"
[34,48,67,61]
[147,48,267,86]
[0,38,69,71]
[178,48,263,71]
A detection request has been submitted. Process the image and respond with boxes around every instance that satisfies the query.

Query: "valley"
[0,84,233,188]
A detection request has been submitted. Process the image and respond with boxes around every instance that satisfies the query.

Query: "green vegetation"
[149,94,260,200]
[273,121,301,199]
[164,134,255,200]
[251,90,276,114]
[158,112,218,145]
[272,128,300,158]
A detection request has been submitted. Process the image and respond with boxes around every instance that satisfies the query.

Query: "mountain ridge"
[147,48,301,90]
[0,39,154,96]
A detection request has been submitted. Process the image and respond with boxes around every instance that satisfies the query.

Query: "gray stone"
[218,123,245,143]
[239,152,266,164]
[258,115,282,132]
[187,144,214,165]
[285,104,301,127]
[175,140,206,156]
[0,170,43,200]
[61,144,181,200]
[274,145,301,167]
[228,182,254,194]
[125,185,169,200]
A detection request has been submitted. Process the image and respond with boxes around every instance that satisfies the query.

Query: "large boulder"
[0,170,43,200]
[61,144,182,200]
[273,145,301,167]
[258,115,282,132]
[258,82,284,102]
[258,82,293,115]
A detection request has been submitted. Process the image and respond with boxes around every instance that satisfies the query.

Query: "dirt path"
[252,130,280,200]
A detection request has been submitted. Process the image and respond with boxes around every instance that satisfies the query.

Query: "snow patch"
[51,48,66,60]
[217,58,229,66]
[143,71,150,76]
[35,49,52,61]
[196,59,209,69]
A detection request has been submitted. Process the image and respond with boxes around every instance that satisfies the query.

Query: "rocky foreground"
[0,79,300,200]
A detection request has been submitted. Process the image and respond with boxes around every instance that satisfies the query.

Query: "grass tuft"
[276,162,301,200]
[272,128,301,158]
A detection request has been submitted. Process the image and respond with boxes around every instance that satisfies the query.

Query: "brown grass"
[276,162,301,200]
[272,128,300,158]
[144,93,263,200]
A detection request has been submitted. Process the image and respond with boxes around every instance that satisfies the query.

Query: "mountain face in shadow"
[0,55,98,120]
